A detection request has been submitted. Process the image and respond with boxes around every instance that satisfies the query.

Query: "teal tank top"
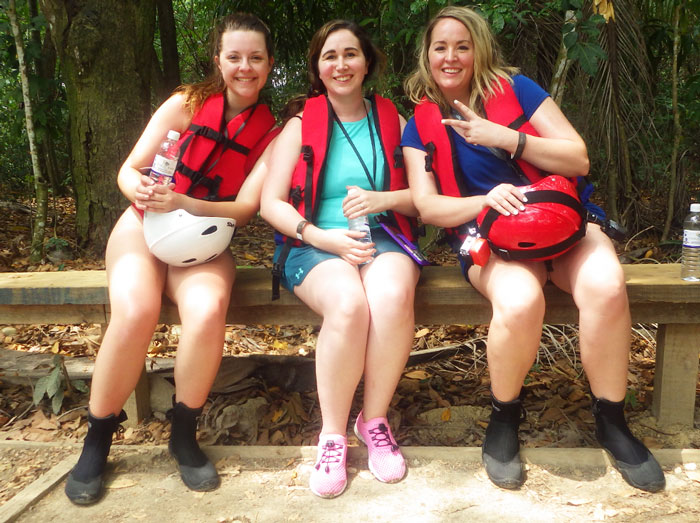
[315,106,386,230]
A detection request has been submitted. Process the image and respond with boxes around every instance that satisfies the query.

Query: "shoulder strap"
[299,95,333,220]
[414,98,469,198]
[273,95,332,300]
[482,77,542,184]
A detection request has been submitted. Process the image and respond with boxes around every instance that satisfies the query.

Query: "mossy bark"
[40,0,156,254]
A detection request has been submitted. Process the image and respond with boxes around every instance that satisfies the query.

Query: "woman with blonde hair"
[402,6,664,492]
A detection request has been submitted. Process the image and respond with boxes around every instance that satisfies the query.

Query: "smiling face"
[427,17,474,102]
[215,29,273,107]
[317,29,368,99]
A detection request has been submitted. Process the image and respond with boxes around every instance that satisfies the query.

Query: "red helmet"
[476,175,586,262]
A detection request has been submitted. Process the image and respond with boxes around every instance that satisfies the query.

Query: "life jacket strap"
[272,237,295,301]
[424,142,436,172]
[189,124,252,156]
[507,114,528,130]
[393,146,404,169]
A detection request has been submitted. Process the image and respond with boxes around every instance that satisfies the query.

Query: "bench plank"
[652,324,700,426]
[1,264,699,428]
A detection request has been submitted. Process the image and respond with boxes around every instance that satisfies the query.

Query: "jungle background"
[1,0,700,501]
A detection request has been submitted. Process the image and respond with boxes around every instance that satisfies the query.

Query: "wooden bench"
[1,264,698,427]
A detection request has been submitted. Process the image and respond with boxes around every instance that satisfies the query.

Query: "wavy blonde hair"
[175,13,274,114]
[404,6,518,115]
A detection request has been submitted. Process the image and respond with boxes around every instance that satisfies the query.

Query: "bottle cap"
[167,130,181,141]
[690,203,700,213]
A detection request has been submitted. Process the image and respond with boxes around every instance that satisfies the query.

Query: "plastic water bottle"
[347,190,373,264]
[150,130,181,184]
[348,214,372,245]
[681,203,700,281]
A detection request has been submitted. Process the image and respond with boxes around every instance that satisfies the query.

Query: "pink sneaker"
[354,411,406,483]
[309,434,347,498]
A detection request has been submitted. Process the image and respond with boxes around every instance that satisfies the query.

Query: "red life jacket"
[173,93,278,201]
[272,94,417,299]
[413,76,576,245]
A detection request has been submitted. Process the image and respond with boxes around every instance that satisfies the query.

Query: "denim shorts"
[274,227,410,292]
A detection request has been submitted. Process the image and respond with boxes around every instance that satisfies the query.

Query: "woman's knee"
[366,279,415,317]
[577,267,628,311]
[491,287,545,327]
[323,286,369,332]
[179,288,230,327]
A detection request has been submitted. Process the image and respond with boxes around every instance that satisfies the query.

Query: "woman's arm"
[403,146,527,225]
[118,93,192,204]
[125,93,275,225]
[343,114,419,219]
[441,98,589,177]
[260,116,373,265]
[179,138,276,227]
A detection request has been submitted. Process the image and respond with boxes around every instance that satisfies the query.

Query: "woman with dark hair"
[64,13,278,505]
[261,20,420,498]
[403,6,664,492]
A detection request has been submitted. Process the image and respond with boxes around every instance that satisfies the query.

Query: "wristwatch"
[296,220,309,240]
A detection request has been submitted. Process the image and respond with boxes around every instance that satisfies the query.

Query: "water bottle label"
[683,230,700,248]
[152,155,177,177]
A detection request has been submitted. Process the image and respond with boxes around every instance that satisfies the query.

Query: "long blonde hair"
[404,6,518,115]
[175,13,274,114]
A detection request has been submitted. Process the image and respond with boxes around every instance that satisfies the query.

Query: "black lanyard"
[331,99,377,191]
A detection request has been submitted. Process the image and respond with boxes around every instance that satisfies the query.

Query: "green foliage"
[0,2,69,193]
[46,236,70,250]
[624,389,638,409]
[1,0,697,239]
[33,354,89,415]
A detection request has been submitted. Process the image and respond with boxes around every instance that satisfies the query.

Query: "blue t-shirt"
[401,74,549,195]
[316,107,386,229]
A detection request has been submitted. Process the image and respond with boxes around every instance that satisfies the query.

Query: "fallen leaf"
[405,370,430,380]
[271,409,284,423]
[540,407,563,423]
[441,408,451,422]
[414,328,431,338]
[105,477,137,489]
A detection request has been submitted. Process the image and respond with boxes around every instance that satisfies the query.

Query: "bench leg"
[123,362,151,428]
[651,324,700,427]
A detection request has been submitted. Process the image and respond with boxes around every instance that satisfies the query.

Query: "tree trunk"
[28,0,65,197]
[157,0,180,93]
[662,2,683,242]
[8,0,49,263]
[549,10,576,106]
[606,18,633,225]
[39,0,156,254]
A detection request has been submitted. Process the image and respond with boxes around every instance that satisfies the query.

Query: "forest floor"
[1,192,699,520]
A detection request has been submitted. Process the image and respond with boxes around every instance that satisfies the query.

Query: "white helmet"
[143,209,236,267]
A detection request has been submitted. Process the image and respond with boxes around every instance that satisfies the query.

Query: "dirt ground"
[3,443,700,522]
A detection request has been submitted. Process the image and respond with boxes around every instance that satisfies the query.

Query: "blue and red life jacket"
[272,93,417,299]
[173,92,278,201]
[413,76,580,249]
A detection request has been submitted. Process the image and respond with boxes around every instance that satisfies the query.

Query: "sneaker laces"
[368,423,399,452]
[315,440,345,473]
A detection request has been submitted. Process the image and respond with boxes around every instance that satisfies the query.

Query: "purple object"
[377,217,431,266]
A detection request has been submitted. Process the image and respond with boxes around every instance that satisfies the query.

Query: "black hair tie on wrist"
[511,132,526,160]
